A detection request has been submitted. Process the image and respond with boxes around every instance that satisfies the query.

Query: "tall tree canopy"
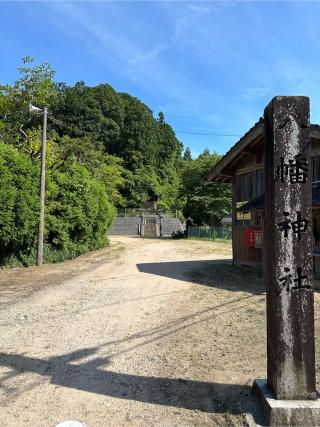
[0,57,232,265]
[181,148,232,225]
[50,83,183,208]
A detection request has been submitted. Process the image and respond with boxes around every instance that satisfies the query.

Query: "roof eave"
[207,122,320,184]
[207,118,264,182]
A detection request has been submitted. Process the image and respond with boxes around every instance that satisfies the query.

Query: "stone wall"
[107,217,141,235]
[108,215,184,236]
[161,217,184,236]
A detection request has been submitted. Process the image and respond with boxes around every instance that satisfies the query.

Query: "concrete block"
[252,379,320,426]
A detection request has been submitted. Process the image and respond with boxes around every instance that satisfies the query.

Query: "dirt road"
[0,237,268,426]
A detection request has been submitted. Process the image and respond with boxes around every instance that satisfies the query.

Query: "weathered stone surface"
[161,217,184,236]
[264,96,316,400]
[252,379,320,426]
[107,217,141,235]
[108,215,184,236]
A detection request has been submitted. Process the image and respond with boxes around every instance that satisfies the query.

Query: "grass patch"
[187,236,232,244]
[1,238,121,269]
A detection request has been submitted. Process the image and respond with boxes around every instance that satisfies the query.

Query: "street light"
[29,103,48,267]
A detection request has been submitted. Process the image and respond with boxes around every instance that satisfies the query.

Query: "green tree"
[183,147,192,161]
[181,149,231,225]
[51,82,183,209]
[157,111,165,125]
[0,57,189,267]
[46,163,115,259]
[0,60,120,266]
[55,135,126,206]
[0,142,39,264]
[0,57,56,144]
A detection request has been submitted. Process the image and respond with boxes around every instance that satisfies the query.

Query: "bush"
[45,163,115,257]
[0,142,39,265]
[0,143,115,267]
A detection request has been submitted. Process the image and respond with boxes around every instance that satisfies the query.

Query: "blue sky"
[1,1,320,157]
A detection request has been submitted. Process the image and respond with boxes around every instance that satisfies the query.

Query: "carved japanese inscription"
[278,211,309,242]
[276,155,308,184]
[264,97,316,400]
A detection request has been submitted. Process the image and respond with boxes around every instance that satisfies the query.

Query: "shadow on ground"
[137,259,265,295]
[0,347,255,416]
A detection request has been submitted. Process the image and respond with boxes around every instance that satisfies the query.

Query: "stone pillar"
[264,96,315,400]
[252,96,320,426]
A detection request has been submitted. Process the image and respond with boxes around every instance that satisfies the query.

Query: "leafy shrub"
[0,143,115,266]
[45,163,115,257]
[0,142,39,265]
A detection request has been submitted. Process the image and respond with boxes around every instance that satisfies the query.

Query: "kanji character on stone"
[289,154,308,184]
[279,267,292,292]
[278,212,291,237]
[291,211,309,241]
[277,211,309,241]
[292,267,310,291]
[276,154,308,184]
[278,267,310,293]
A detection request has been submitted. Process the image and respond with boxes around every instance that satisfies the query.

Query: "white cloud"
[173,3,213,40]
[203,113,223,125]
[241,87,271,101]
[187,4,210,15]
[174,14,191,39]
[54,3,136,59]
[42,1,210,112]
[128,43,168,66]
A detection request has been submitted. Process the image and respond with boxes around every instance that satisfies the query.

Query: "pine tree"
[183,147,192,161]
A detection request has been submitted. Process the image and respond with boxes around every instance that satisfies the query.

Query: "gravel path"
[0,236,266,427]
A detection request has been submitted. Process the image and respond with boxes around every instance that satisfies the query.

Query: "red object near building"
[245,227,262,248]
[245,227,255,248]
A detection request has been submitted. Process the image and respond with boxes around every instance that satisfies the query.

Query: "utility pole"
[37,107,47,266]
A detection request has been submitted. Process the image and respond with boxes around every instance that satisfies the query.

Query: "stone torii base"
[252,380,320,426]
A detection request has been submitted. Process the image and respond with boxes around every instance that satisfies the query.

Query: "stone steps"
[144,217,158,237]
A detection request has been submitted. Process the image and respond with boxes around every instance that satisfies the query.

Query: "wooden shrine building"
[207,117,320,278]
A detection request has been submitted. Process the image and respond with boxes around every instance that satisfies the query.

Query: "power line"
[175,130,241,137]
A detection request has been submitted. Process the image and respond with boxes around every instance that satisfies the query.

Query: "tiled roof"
[237,194,264,211]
